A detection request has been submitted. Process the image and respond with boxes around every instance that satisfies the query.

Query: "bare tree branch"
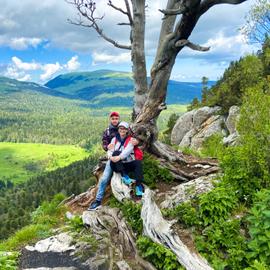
[67,0,131,50]
[124,0,133,25]
[159,6,186,16]
[108,1,128,15]
[199,0,247,16]
[117,22,131,26]
[175,39,210,51]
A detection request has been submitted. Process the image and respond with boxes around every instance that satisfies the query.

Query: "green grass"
[0,142,89,184]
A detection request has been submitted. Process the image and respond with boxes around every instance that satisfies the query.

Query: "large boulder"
[171,105,241,150]
[225,106,240,134]
[192,106,221,129]
[171,110,195,145]
[190,115,227,149]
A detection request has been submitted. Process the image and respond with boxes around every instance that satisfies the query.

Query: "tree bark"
[131,0,148,119]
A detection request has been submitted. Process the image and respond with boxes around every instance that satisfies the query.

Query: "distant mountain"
[0,70,216,107]
[45,70,216,106]
[0,76,71,98]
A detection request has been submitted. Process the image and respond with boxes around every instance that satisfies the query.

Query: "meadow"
[0,142,89,184]
[0,89,187,185]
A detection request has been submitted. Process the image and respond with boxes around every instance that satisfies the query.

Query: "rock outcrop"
[171,105,241,150]
[159,173,220,209]
[19,169,219,270]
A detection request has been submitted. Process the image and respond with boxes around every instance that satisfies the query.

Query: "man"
[102,111,120,152]
[88,113,138,210]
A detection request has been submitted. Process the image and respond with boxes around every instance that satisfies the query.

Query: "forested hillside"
[0,156,97,240]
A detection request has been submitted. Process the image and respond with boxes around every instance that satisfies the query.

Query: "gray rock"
[160,174,220,208]
[25,233,75,253]
[223,132,240,146]
[179,129,196,148]
[171,110,195,145]
[116,260,132,270]
[190,115,226,149]
[22,267,78,270]
[192,106,221,129]
[225,106,240,134]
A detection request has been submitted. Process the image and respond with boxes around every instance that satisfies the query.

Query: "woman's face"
[119,126,128,137]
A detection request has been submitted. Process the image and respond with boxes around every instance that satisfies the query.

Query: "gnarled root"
[141,188,213,270]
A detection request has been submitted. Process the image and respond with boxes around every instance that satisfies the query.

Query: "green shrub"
[195,219,248,269]
[245,260,268,270]
[164,201,199,227]
[143,153,173,188]
[0,224,51,251]
[137,236,184,270]
[161,113,179,145]
[67,215,84,232]
[198,186,238,226]
[178,146,202,157]
[0,251,20,270]
[237,85,270,188]
[202,55,264,113]
[220,86,270,203]
[246,189,270,266]
[201,134,225,158]
[31,193,66,225]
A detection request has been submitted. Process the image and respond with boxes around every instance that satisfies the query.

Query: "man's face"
[110,116,120,126]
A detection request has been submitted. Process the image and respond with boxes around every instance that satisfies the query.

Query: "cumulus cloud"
[4,65,31,81]
[4,56,80,82]
[0,35,44,50]
[65,55,80,71]
[18,74,31,81]
[12,56,40,70]
[40,62,62,81]
[92,51,131,65]
[179,31,258,63]
[0,0,252,55]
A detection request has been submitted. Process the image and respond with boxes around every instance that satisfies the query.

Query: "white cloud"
[65,55,80,71]
[92,51,130,65]
[18,74,31,81]
[0,36,44,50]
[10,37,43,50]
[40,62,62,81]
[12,56,40,70]
[4,56,80,82]
[4,66,31,81]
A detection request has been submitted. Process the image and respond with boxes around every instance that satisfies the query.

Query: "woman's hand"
[107,143,115,150]
[131,138,139,146]
[110,156,121,162]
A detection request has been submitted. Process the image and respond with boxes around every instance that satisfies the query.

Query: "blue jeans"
[96,160,113,202]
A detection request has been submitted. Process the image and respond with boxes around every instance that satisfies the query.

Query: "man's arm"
[102,129,110,151]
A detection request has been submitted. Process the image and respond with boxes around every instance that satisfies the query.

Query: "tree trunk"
[131,0,148,119]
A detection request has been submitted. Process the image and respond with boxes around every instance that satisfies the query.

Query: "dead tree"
[67,0,246,177]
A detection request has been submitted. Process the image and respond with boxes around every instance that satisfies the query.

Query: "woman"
[108,121,144,197]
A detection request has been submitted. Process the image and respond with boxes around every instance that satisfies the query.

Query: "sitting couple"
[88,111,145,210]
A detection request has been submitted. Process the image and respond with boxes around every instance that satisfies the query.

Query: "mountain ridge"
[1,70,216,106]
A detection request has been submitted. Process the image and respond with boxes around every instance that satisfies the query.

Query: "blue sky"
[0,0,258,84]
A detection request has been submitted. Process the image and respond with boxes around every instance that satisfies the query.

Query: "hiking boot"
[87,200,101,211]
[121,175,134,186]
[135,184,144,197]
